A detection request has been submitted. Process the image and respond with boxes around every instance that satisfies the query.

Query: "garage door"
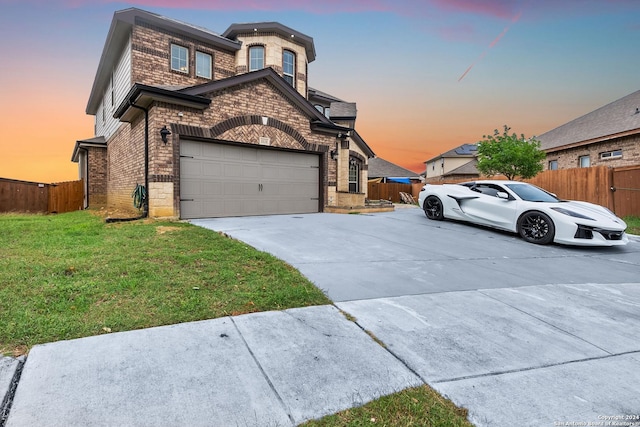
[180,140,320,219]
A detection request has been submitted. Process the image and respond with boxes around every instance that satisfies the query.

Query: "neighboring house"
[71,8,374,219]
[368,157,421,184]
[537,90,640,170]
[423,143,479,183]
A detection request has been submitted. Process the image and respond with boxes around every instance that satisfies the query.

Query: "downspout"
[105,100,149,223]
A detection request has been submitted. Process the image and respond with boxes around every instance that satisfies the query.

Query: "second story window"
[548,160,558,170]
[196,51,212,79]
[171,44,188,73]
[283,50,295,86]
[249,46,264,72]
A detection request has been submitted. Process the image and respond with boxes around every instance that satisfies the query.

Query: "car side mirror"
[496,191,510,200]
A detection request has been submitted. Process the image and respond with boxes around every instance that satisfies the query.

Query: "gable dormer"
[222,22,316,98]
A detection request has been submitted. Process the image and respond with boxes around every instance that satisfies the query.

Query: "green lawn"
[0,210,474,426]
[624,216,640,235]
[0,211,330,356]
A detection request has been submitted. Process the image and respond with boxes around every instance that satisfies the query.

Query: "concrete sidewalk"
[3,305,422,427]
[3,282,640,426]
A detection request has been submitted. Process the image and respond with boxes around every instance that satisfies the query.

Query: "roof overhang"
[86,8,241,115]
[222,22,316,63]
[71,136,107,162]
[544,127,640,154]
[114,84,211,122]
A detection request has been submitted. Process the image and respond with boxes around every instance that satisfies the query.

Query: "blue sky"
[0,0,638,181]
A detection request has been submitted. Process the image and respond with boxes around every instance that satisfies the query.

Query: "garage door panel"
[203,162,223,177]
[180,140,320,219]
[202,144,224,159]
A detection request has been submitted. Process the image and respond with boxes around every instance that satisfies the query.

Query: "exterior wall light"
[160,125,172,144]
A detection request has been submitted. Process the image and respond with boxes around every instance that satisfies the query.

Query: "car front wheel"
[423,195,444,220]
[518,211,555,244]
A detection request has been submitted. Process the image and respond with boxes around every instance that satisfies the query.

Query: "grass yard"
[0,211,330,356]
[624,216,640,235]
[301,384,474,427]
[0,210,474,427]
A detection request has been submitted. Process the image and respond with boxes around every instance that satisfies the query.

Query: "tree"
[476,125,545,180]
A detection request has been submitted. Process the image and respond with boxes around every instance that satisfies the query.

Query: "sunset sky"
[1,0,638,183]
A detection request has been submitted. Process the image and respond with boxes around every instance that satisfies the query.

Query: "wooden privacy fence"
[368,182,413,203]
[0,178,84,214]
[415,165,640,217]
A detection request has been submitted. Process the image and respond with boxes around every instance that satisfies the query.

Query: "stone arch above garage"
[209,115,326,153]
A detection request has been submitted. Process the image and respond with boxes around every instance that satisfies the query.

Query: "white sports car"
[418,180,628,246]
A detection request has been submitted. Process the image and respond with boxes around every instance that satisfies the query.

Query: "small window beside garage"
[348,157,360,193]
[600,149,622,160]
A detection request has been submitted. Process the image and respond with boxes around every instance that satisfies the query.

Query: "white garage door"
[180,140,320,219]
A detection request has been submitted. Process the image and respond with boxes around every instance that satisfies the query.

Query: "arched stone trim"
[209,115,328,153]
[349,150,367,170]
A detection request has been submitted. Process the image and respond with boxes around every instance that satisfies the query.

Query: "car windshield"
[504,183,559,202]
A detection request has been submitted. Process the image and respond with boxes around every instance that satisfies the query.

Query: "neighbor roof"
[537,90,640,152]
[425,143,477,163]
[444,159,479,176]
[368,157,420,179]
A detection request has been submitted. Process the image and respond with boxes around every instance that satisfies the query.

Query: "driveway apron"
[192,209,640,426]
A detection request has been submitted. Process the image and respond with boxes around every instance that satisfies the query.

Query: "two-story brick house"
[71,8,374,219]
[537,90,640,171]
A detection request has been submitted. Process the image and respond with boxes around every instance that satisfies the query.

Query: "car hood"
[545,200,626,228]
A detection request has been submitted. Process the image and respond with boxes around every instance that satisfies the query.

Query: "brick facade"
[131,21,236,87]
[545,134,640,170]
[86,147,107,207]
[78,9,373,218]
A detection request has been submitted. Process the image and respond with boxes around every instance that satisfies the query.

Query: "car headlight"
[550,207,595,220]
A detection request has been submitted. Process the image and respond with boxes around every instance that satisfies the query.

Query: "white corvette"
[418,180,628,246]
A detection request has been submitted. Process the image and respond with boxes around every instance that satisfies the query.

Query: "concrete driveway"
[192,208,640,426]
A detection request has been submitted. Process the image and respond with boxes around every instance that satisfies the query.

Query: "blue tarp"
[386,178,411,184]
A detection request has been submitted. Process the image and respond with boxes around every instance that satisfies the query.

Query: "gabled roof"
[537,90,640,152]
[222,22,316,63]
[329,102,357,121]
[308,88,344,104]
[71,136,107,162]
[368,157,419,179]
[179,68,331,124]
[425,143,477,163]
[86,8,241,115]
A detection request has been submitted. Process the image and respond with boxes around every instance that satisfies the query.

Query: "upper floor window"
[249,46,264,72]
[579,155,590,168]
[196,51,212,79]
[548,160,558,170]
[600,149,622,160]
[283,50,295,86]
[171,44,188,73]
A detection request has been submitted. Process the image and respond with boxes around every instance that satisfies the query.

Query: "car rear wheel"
[518,211,555,244]
[423,195,444,220]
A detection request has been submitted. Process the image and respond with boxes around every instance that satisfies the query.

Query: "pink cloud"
[430,0,518,19]
[58,0,396,14]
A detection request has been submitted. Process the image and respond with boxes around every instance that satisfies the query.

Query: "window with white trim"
[249,46,264,72]
[283,50,295,86]
[171,44,188,73]
[579,155,590,168]
[548,160,558,170]
[196,51,212,79]
[600,149,622,160]
[349,158,360,193]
